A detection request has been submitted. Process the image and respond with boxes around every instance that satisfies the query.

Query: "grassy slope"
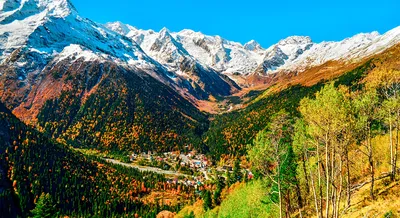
[176,181,275,218]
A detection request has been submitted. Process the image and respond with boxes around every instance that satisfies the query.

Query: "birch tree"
[299,83,352,217]
[370,68,400,181]
[248,111,297,218]
[353,88,379,200]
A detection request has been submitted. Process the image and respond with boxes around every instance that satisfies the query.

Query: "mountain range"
[0,0,398,138]
[0,0,399,146]
[1,0,400,110]
[105,20,400,84]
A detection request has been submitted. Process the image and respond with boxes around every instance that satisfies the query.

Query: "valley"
[0,0,399,217]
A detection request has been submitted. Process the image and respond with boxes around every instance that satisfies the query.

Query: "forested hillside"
[0,102,194,217]
[179,44,400,218]
[203,44,400,160]
[24,60,210,154]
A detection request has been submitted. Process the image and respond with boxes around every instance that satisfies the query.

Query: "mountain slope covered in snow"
[0,0,213,152]
[1,0,400,110]
[0,0,239,107]
[105,21,400,82]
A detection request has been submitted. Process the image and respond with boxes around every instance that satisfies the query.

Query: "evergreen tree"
[213,176,225,206]
[202,190,212,211]
[30,193,58,218]
[232,158,242,183]
[248,110,296,218]
[184,211,195,218]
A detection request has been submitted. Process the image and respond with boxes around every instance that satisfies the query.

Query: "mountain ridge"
[105,21,400,82]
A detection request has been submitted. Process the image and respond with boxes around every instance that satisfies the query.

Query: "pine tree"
[248,110,296,218]
[202,190,212,211]
[232,158,242,183]
[213,176,225,206]
[184,211,195,218]
[30,193,58,218]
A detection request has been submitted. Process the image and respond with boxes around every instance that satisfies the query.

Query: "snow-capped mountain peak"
[278,36,312,46]
[244,40,263,51]
[104,21,137,36]
[257,36,314,73]
[105,22,398,79]
[1,1,400,96]
[0,0,160,77]
[147,27,192,66]
[279,29,400,73]
[0,0,76,23]
[159,27,170,35]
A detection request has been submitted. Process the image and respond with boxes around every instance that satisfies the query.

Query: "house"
[191,160,203,168]
[248,171,254,180]
[129,153,137,161]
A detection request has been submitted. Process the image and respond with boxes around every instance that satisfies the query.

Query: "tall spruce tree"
[30,193,58,218]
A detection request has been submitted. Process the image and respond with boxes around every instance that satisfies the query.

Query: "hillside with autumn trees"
[177,44,400,218]
[1,0,400,217]
[0,40,399,218]
[0,101,199,217]
[25,61,210,155]
[0,42,399,218]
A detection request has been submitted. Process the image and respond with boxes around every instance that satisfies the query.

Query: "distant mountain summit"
[244,40,263,51]
[105,21,400,86]
[0,0,239,114]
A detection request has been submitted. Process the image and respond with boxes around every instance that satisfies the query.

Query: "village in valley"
[126,150,254,188]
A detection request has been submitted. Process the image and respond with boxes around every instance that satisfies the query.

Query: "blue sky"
[71,0,400,47]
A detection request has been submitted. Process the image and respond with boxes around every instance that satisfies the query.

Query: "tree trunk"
[310,166,320,217]
[278,178,282,218]
[295,177,303,209]
[346,142,351,208]
[335,148,344,218]
[304,143,319,217]
[277,144,283,218]
[330,142,336,218]
[390,111,395,181]
[285,192,291,218]
[302,155,310,193]
[317,145,323,218]
[369,126,375,200]
[325,135,330,218]
[395,118,399,181]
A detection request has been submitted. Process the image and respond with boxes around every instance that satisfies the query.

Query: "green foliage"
[226,171,235,187]
[0,104,190,217]
[37,64,209,155]
[213,180,277,218]
[232,158,242,183]
[299,82,351,141]
[51,71,62,79]
[202,190,212,211]
[30,193,58,218]
[204,60,374,158]
[213,176,225,207]
[384,210,394,218]
[248,111,298,216]
[184,211,195,218]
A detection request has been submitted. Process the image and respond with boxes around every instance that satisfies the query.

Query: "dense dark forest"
[0,103,196,217]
